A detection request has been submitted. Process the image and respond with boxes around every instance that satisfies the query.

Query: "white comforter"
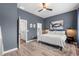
[39,33,66,48]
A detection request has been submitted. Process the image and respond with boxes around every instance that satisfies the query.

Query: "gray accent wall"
[18,8,44,40]
[0,4,17,51]
[44,10,77,30]
[0,3,78,51]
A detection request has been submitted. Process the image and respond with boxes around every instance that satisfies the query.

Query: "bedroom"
[0,3,79,56]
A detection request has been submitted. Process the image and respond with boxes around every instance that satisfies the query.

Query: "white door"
[0,26,3,55]
[37,23,42,41]
[19,19,27,48]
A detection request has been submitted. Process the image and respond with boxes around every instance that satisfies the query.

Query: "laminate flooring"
[3,39,79,56]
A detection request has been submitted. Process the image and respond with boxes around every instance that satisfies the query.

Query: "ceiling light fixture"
[43,8,46,11]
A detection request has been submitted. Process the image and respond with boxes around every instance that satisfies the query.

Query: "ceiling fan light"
[43,9,46,11]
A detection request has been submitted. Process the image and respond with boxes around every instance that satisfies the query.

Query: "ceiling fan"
[38,3,52,12]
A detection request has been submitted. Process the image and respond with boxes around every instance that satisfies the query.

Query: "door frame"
[0,26,4,55]
[17,17,28,49]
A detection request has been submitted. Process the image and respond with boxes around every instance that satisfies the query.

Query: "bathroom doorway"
[18,18,28,48]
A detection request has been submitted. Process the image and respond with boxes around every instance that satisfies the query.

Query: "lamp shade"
[66,28,76,37]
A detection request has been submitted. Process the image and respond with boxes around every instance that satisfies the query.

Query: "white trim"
[2,48,18,55]
[0,26,4,56]
[26,40,35,43]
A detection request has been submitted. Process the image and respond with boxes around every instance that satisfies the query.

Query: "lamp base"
[66,37,75,44]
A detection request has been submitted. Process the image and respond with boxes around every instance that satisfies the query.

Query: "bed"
[38,31,66,50]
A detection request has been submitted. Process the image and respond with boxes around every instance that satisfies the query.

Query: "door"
[0,26,3,55]
[19,19,27,48]
[37,23,42,41]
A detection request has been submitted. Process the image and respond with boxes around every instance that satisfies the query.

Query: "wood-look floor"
[3,39,79,56]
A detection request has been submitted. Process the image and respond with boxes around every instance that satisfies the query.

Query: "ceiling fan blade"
[38,3,52,12]
[38,9,43,12]
[46,8,52,11]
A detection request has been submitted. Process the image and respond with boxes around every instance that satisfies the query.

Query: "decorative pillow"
[48,31,56,34]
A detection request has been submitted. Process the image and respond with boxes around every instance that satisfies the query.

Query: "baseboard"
[2,48,18,55]
[26,40,35,43]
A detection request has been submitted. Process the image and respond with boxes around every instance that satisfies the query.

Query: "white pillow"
[48,31,56,34]
[48,31,65,35]
[55,31,65,35]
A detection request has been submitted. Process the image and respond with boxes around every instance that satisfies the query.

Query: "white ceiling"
[18,3,79,18]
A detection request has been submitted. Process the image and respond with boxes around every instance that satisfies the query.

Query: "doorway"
[0,26,4,55]
[37,23,42,41]
[18,18,28,48]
